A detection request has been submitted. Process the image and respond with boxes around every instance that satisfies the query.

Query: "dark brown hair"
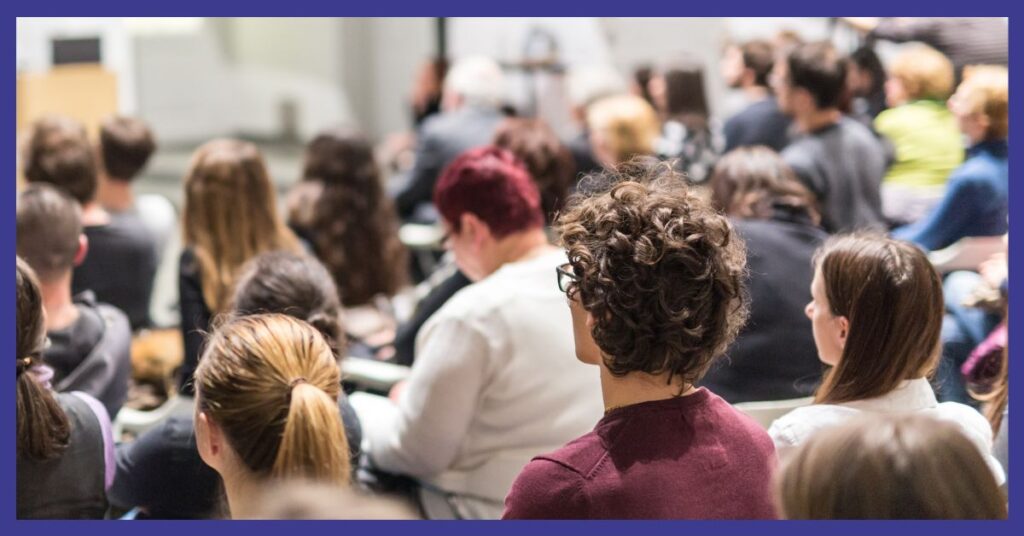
[16,183,83,283]
[493,118,576,224]
[228,251,346,360]
[660,59,711,131]
[288,128,407,307]
[16,257,71,461]
[813,234,944,404]
[557,158,748,386]
[22,116,98,205]
[740,40,776,88]
[778,413,1006,519]
[785,42,848,110]
[99,115,157,181]
[709,146,819,224]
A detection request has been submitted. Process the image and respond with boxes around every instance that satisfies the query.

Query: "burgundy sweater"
[502,388,778,519]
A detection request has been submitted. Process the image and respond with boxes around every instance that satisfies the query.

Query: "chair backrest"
[734,396,815,430]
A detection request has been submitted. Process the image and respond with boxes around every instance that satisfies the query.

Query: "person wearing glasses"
[356,146,603,519]
[503,158,777,519]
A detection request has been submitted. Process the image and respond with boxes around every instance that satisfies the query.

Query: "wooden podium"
[16,63,118,137]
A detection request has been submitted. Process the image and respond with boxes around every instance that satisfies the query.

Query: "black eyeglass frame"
[556,263,579,294]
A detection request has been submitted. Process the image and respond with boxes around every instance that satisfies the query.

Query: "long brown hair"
[183,139,301,314]
[813,235,944,404]
[195,314,350,485]
[16,257,71,460]
[778,413,1006,519]
[709,146,820,225]
[288,128,406,307]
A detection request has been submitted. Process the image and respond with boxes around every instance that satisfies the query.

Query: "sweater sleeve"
[501,458,587,519]
[177,249,211,396]
[363,315,490,478]
[892,174,980,252]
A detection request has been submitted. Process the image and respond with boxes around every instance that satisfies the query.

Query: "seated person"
[356,147,604,519]
[721,39,792,152]
[586,94,660,170]
[874,45,963,223]
[16,183,131,419]
[503,159,777,519]
[22,116,158,331]
[648,57,722,183]
[777,413,1006,519]
[768,235,1004,486]
[110,252,362,519]
[893,66,1008,251]
[17,257,114,519]
[701,147,828,402]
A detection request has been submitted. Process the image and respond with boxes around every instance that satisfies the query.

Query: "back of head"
[443,56,506,108]
[566,64,627,110]
[99,115,157,181]
[557,158,748,385]
[889,45,955,101]
[296,128,406,306]
[850,46,887,94]
[183,138,299,312]
[17,183,83,283]
[229,251,346,359]
[778,413,1006,519]
[22,116,97,205]
[659,58,711,125]
[956,65,1009,141]
[709,146,819,223]
[814,234,944,404]
[741,40,776,88]
[434,146,545,238]
[493,117,576,223]
[586,94,660,165]
[195,314,349,485]
[16,257,71,460]
[786,42,847,110]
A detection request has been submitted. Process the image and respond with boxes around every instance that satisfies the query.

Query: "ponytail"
[274,382,350,486]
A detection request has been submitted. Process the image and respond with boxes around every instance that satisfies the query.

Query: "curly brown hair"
[557,158,749,386]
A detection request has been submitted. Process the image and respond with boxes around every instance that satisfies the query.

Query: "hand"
[389,380,408,404]
[979,252,1008,290]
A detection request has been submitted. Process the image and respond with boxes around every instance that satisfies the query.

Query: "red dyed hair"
[433,146,545,238]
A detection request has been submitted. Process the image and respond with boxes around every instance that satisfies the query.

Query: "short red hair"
[434,146,545,238]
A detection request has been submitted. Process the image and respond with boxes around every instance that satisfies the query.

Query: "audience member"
[22,116,157,330]
[778,413,1006,519]
[356,147,603,519]
[17,184,132,419]
[586,94,660,169]
[874,45,963,223]
[178,139,303,397]
[721,40,792,152]
[565,65,628,177]
[773,42,887,233]
[111,252,362,519]
[701,147,827,403]
[893,65,1008,251]
[846,46,888,124]
[767,235,1004,485]
[395,56,507,221]
[287,128,407,307]
[194,314,350,519]
[503,159,776,519]
[649,58,722,183]
[16,257,113,519]
[493,117,576,224]
[96,115,177,262]
[411,57,449,129]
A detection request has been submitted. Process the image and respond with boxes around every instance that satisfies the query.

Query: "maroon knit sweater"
[502,388,778,519]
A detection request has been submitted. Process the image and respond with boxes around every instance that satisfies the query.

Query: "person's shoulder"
[931,402,994,439]
[502,440,594,519]
[767,404,852,447]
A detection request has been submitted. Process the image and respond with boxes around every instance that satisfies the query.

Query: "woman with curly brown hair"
[502,158,777,519]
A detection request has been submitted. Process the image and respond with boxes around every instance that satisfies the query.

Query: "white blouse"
[768,378,1005,484]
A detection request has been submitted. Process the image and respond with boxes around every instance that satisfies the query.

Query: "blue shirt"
[893,140,1008,251]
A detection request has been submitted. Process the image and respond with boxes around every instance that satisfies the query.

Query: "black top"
[781,117,887,233]
[110,395,363,519]
[700,210,827,403]
[723,97,792,153]
[870,18,1007,79]
[178,248,211,397]
[72,212,158,331]
[45,299,104,384]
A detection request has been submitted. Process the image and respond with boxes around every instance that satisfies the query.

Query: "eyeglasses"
[556,263,578,294]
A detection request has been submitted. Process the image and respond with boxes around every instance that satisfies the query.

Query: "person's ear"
[461,212,491,250]
[836,316,850,350]
[73,234,89,267]
[195,411,225,471]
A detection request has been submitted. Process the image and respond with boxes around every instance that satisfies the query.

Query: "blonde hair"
[957,65,1009,140]
[195,314,350,486]
[587,94,660,165]
[777,413,1005,519]
[888,45,954,101]
[182,139,301,313]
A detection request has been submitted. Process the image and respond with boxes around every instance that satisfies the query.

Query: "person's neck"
[97,176,135,213]
[599,365,696,414]
[41,273,78,332]
[222,471,262,519]
[795,108,842,134]
[80,201,111,227]
[493,228,556,268]
[742,84,770,102]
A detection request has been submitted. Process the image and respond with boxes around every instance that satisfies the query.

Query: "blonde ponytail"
[274,382,350,485]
